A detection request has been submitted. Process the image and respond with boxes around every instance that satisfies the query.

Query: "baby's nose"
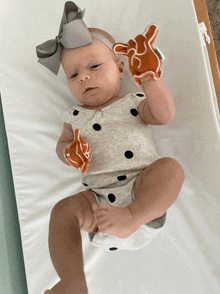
[79,71,91,82]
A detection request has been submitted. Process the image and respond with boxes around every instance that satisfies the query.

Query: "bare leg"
[92,157,185,238]
[44,191,98,294]
[130,157,185,225]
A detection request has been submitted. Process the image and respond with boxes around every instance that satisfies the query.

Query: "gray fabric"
[36,1,118,75]
[147,212,166,229]
[61,93,160,178]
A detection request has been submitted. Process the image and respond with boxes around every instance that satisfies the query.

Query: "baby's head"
[61,28,125,109]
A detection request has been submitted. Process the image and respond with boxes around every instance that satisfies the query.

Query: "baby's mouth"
[84,87,97,93]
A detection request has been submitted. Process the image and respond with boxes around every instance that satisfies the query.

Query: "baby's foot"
[44,276,88,294]
[92,203,140,239]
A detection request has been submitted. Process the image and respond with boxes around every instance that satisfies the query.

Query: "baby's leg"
[44,191,98,294]
[129,157,185,226]
[93,157,184,238]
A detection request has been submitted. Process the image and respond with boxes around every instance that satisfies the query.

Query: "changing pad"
[1,0,220,293]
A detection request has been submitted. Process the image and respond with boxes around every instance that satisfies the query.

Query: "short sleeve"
[60,109,72,124]
[130,92,146,107]
[60,106,79,124]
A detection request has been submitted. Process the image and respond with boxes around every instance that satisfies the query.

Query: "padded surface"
[1,0,220,293]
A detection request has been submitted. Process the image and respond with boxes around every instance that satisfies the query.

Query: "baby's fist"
[64,129,92,173]
[112,24,164,86]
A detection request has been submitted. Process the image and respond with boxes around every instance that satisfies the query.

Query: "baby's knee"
[163,157,185,182]
[154,157,185,183]
[51,193,84,226]
[51,191,98,233]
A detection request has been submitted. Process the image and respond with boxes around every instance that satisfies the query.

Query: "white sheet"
[1,0,220,293]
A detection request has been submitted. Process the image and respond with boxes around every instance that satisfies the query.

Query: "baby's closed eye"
[71,73,78,78]
[70,64,101,79]
[90,64,101,69]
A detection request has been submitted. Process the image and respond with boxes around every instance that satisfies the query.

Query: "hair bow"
[36,1,92,75]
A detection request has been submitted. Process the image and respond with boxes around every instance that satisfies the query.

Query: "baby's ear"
[112,42,128,56]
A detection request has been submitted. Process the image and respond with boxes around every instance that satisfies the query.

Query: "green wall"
[0,94,28,294]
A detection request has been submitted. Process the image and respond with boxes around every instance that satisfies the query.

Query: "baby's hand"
[112,24,164,86]
[92,203,140,239]
[64,129,92,173]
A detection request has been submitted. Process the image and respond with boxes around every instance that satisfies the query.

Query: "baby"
[36,2,185,294]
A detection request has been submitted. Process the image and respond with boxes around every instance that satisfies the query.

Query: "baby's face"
[61,38,124,109]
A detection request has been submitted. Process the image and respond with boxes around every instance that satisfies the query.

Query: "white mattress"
[1,0,220,293]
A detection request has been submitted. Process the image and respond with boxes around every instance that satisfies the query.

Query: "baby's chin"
[75,87,121,110]
[80,97,110,109]
[81,96,121,110]
[80,101,107,110]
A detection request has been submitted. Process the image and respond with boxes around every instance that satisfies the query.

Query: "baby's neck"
[81,95,122,111]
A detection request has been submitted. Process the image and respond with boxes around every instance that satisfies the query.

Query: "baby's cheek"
[95,73,99,80]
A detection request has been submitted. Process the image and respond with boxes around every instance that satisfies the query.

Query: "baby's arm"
[138,77,175,125]
[56,122,74,165]
[113,24,174,125]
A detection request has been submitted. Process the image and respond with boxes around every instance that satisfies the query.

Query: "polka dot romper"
[61,93,166,250]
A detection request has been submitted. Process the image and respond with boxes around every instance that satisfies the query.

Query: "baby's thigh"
[80,191,99,233]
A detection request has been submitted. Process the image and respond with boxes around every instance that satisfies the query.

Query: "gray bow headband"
[36,1,118,75]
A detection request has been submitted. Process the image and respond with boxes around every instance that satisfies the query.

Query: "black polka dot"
[125,151,133,159]
[136,93,144,97]
[130,108,138,116]
[93,123,101,131]
[109,247,118,251]
[82,183,88,186]
[117,175,127,181]
[108,194,116,203]
[73,110,79,116]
